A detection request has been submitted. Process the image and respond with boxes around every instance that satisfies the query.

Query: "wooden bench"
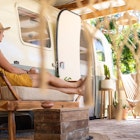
[0,72,80,140]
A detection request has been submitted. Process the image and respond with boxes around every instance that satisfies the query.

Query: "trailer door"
[56,10,81,81]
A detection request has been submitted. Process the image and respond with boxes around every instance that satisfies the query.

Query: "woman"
[0,22,85,96]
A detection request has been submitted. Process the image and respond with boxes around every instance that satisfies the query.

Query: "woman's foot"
[69,78,83,88]
[77,77,87,96]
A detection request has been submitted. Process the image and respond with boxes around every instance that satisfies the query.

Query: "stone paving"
[89,117,140,140]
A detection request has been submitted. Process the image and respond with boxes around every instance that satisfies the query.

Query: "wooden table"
[34,107,89,140]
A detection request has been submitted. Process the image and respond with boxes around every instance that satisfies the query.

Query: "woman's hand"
[27,67,39,74]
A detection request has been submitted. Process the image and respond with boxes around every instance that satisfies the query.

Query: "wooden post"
[108,90,113,119]
[8,111,16,140]
[100,90,105,119]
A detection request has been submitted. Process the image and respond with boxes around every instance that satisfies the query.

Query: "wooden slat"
[81,6,133,20]
[0,72,21,100]
[55,0,133,20]
[0,100,79,111]
[0,100,9,111]
[56,0,109,10]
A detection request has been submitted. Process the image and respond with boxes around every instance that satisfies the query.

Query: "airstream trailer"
[0,0,113,130]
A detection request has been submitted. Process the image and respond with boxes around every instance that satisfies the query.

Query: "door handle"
[60,62,64,69]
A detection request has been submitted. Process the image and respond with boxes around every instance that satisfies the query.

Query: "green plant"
[113,91,118,108]
[64,77,72,81]
[122,104,129,109]
[103,64,111,79]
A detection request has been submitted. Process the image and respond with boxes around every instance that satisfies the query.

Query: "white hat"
[0,22,10,31]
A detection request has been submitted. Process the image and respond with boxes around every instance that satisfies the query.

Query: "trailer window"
[94,39,105,61]
[17,7,51,48]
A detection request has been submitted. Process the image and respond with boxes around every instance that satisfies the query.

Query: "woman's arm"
[0,50,27,74]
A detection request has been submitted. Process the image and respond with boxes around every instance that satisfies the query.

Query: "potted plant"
[111,91,118,119]
[101,64,116,90]
[122,104,129,120]
[104,64,111,79]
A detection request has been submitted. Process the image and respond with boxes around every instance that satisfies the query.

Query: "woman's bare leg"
[44,72,84,88]
[29,72,85,90]
[48,78,86,95]
[48,84,85,95]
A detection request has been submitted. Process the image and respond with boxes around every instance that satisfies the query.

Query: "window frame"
[16,6,52,50]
